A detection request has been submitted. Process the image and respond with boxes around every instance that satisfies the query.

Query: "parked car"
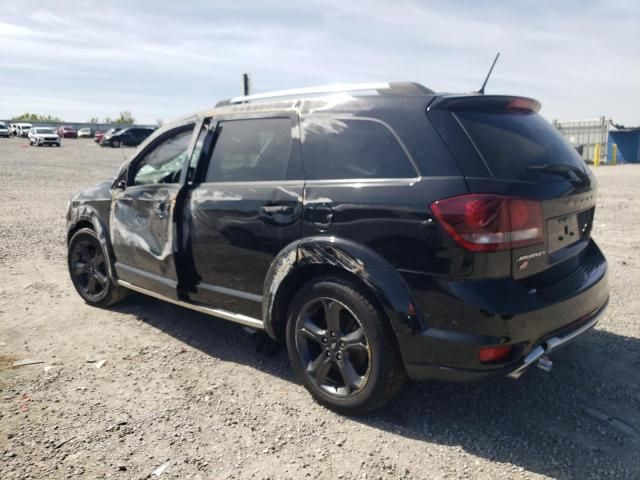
[94,127,121,143]
[58,126,78,138]
[100,127,154,147]
[78,127,93,138]
[66,82,609,415]
[16,123,33,137]
[0,122,10,137]
[28,127,61,147]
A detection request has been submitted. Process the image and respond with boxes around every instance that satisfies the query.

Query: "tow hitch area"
[506,304,605,380]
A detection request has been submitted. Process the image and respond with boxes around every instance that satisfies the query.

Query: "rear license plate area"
[547,214,580,254]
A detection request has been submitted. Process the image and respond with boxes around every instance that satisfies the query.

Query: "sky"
[1,0,639,125]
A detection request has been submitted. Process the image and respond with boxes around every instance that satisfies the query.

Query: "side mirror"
[114,179,127,190]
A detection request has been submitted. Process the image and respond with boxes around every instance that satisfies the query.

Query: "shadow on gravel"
[113,293,640,480]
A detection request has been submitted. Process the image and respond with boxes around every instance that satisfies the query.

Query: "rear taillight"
[431,194,544,252]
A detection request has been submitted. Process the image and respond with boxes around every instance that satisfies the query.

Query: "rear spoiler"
[427,95,541,113]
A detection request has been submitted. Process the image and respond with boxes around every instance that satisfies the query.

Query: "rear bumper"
[400,240,609,382]
[404,298,607,381]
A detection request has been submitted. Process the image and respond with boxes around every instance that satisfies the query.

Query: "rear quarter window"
[301,117,417,180]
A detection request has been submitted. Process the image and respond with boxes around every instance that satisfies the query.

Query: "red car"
[57,126,78,138]
[94,127,121,143]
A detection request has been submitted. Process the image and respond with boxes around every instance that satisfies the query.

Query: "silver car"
[28,127,61,147]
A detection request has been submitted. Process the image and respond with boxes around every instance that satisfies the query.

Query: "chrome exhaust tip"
[536,355,553,372]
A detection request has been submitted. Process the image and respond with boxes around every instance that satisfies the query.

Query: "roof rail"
[226,82,392,105]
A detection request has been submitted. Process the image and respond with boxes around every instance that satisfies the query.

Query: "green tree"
[11,113,62,123]
[88,117,99,124]
[113,110,135,125]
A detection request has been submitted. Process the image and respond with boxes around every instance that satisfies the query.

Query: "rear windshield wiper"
[527,163,591,186]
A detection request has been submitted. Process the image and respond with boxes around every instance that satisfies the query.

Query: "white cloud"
[0,0,638,124]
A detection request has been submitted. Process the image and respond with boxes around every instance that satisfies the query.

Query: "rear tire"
[68,228,127,307]
[286,275,406,415]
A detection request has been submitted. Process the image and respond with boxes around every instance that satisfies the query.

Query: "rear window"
[301,117,416,180]
[455,111,587,181]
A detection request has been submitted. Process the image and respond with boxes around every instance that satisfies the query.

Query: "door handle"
[154,199,170,218]
[261,204,294,215]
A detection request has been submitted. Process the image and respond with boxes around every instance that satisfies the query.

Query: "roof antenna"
[477,52,500,94]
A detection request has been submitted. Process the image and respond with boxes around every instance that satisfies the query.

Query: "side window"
[205,118,295,182]
[301,117,416,180]
[132,128,194,186]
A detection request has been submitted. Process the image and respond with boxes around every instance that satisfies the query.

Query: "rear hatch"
[428,95,597,280]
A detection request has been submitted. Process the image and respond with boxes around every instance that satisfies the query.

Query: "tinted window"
[133,128,193,185]
[205,118,294,182]
[456,111,588,181]
[301,117,416,180]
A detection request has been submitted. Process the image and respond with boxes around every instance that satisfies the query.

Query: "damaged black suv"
[67,82,608,414]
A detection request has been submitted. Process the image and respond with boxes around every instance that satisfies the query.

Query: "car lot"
[0,136,639,479]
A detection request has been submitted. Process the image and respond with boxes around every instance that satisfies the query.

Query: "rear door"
[110,123,197,298]
[186,114,304,317]
[428,96,597,278]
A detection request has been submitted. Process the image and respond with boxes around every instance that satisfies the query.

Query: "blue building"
[607,128,640,164]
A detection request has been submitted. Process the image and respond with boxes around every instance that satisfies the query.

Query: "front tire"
[68,228,127,306]
[111,139,121,148]
[286,275,406,415]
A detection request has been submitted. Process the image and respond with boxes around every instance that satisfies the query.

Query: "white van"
[16,123,33,137]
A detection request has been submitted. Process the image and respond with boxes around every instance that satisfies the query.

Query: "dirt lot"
[0,136,639,480]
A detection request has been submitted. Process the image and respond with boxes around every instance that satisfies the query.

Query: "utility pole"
[242,73,251,96]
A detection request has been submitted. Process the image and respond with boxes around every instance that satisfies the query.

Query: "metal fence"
[553,117,608,164]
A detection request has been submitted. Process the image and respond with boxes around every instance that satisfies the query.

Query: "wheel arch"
[263,236,423,347]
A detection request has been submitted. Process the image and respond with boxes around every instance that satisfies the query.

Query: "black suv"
[100,127,155,148]
[67,82,608,414]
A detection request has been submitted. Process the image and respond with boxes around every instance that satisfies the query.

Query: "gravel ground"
[0,136,639,480]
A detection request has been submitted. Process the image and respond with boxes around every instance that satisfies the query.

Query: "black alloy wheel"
[70,239,109,301]
[296,297,371,397]
[67,228,127,306]
[286,275,406,415]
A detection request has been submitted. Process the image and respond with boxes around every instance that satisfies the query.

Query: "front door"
[110,124,196,298]
[187,115,304,318]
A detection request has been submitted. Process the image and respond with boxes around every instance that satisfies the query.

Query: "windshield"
[456,111,588,181]
[36,128,55,134]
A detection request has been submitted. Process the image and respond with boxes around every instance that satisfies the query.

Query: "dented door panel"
[110,183,182,298]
